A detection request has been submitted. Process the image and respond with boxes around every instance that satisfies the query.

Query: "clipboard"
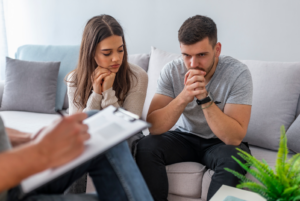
[20,106,150,194]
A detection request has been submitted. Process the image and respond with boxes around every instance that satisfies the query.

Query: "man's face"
[180,37,221,76]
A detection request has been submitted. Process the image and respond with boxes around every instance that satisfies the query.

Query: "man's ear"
[215,42,222,57]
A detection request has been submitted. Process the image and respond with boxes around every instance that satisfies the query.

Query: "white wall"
[4,0,300,62]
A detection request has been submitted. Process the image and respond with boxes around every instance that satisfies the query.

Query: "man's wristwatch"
[196,93,213,105]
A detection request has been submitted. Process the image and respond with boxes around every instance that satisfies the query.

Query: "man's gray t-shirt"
[156,55,253,139]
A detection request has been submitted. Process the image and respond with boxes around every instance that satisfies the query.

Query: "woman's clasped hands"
[91,66,116,94]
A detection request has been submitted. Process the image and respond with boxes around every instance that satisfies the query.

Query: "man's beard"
[205,56,215,77]
[194,55,215,77]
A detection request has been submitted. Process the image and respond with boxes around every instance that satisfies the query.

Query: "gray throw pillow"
[241,60,300,150]
[287,114,300,153]
[128,54,150,72]
[1,57,60,114]
[297,97,300,117]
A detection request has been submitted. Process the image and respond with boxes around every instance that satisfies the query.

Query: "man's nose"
[190,57,198,68]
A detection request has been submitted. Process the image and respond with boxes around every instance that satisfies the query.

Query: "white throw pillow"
[142,47,181,122]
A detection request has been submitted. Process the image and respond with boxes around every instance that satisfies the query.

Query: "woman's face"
[94,35,124,73]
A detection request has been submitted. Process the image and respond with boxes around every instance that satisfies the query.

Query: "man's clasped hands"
[181,69,208,104]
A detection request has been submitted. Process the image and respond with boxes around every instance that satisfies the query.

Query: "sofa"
[1,45,300,201]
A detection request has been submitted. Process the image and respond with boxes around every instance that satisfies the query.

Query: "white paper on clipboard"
[21,106,149,194]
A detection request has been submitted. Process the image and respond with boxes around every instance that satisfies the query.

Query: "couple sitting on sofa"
[0,14,253,201]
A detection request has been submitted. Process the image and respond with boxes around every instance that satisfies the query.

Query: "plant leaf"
[225,125,300,201]
[282,186,299,198]
[275,126,289,187]
[231,155,280,198]
[237,182,275,200]
[224,168,251,183]
[235,149,283,194]
[292,195,300,201]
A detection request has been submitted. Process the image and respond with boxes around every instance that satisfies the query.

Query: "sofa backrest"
[9,45,300,151]
[15,45,80,111]
[13,45,151,111]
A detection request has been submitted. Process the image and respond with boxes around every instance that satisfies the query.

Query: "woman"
[64,15,150,201]
[67,15,148,119]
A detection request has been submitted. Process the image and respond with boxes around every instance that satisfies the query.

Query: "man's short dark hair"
[178,15,217,47]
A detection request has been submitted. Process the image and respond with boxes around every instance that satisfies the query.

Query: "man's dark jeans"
[136,129,251,201]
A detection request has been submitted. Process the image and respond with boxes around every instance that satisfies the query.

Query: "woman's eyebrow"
[101,45,124,51]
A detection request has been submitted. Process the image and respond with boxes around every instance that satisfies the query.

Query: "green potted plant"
[225,126,300,201]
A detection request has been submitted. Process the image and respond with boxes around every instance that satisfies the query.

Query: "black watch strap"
[196,93,212,105]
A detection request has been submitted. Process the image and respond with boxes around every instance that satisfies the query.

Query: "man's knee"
[137,134,163,156]
[218,143,250,159]
[136,134,169,164]
[216,144,249,174]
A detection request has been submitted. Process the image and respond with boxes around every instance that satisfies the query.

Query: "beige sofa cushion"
[166,162,206,198]
[201,169,214,201]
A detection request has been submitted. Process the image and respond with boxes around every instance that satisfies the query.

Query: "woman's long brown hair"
[66,15,136,109]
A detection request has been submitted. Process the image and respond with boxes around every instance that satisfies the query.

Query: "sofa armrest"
[0,80,4,107]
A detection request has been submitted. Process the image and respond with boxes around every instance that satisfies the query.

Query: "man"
[136,15,253,200]
[0,112,153,201]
